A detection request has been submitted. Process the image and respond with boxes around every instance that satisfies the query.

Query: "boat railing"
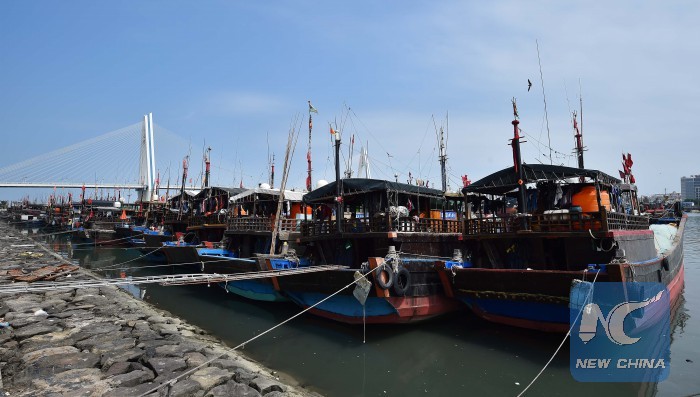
[604,211,649,230]
[300,217,461,237]
[164,213,190,223]
[464,209,649,236]
[227,217,300,233]
[188,214,227,226]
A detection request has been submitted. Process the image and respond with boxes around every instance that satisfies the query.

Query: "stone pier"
[0,222,320,397]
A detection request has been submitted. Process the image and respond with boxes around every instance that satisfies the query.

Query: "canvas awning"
[229,187,305,203]
[464,164,621,195]
[303,178,444,204]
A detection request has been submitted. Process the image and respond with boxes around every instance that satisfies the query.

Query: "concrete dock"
[0,222,320,397]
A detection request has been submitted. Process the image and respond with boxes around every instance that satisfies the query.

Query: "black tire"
[392,266,411,296]
[376,264,394,289]
[662,257,670,271]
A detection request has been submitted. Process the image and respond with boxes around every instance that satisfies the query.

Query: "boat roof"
[230,187,305,203]
[303,178,444,204]
[464,163,621,195]
[195,186,246,199]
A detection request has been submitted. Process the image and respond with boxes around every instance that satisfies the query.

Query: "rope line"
[136,265,381,397]
[515,269,600,397]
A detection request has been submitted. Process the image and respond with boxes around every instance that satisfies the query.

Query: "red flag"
[330,127,335,135]
[619,170,625,179]
[462,175,471,187]
[630,175,636,183]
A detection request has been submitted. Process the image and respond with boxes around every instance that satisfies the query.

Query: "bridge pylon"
[138,113,157,202]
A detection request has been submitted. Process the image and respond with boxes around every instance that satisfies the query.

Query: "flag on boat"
[308,101,318,114]
[330,127,336,135]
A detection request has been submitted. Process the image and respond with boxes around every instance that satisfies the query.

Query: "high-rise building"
[681,175,700,201]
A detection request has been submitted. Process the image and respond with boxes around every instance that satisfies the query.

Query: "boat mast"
[269,122,300,255]
[307,100,317,191]
[439,125,447,193]
[269,153,275,189]
[203,147,211,189]
[332,126,342,233]
[178,155,189,220]
[510,99,528,224]
[573,111,585,169]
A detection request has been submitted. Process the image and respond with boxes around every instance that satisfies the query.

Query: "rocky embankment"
[0,223,320,397]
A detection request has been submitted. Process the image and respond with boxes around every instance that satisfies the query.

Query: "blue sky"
[1,1,698,200]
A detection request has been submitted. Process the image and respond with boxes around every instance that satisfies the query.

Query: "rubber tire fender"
[392,265,411,296]
[376,264,394,290]
[662,257,670,271]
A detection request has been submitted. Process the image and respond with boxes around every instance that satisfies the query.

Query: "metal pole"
[335,131,342,233]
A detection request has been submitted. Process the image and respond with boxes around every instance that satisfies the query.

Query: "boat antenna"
[579,78,584,147]
[536,39,552,165]
[267,131,275,189]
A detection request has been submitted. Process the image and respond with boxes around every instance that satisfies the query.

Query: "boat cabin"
[299,178,463,238]
[463,163,648,236]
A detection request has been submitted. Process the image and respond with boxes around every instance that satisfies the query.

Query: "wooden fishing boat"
[197,186,308,302]
[273,178,465,324]
[435,107,685,332]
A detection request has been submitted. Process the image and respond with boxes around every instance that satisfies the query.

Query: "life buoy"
[376,264,394,289]
[392,266,411,296]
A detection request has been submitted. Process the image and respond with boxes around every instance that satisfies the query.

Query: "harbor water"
[36,214,700,396]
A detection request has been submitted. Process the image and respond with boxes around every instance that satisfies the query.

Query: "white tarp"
[650,223,678,255]
[229,187,304,203]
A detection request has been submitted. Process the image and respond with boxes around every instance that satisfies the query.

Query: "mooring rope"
[25,229,75,237]
[515,269,600,397]
[137,265,381,397]
[69,232,145,247]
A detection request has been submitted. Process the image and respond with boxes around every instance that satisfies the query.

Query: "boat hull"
[441,216,686,332]
[277,262,462,324]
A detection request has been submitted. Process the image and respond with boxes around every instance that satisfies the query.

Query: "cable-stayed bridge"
[0,114,196,202]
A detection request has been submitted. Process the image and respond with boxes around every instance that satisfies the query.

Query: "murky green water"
[39,215,700,396]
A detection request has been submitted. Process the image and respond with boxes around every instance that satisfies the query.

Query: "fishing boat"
[435,104,685,332]
[198,186,309,302]
[273,178,465,324]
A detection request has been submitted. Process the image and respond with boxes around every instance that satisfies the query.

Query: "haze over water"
[54,215,700,396]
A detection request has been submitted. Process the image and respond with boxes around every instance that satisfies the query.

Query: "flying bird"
[527,79,532,91]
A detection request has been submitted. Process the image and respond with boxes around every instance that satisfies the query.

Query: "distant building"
[681,175,700,201]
